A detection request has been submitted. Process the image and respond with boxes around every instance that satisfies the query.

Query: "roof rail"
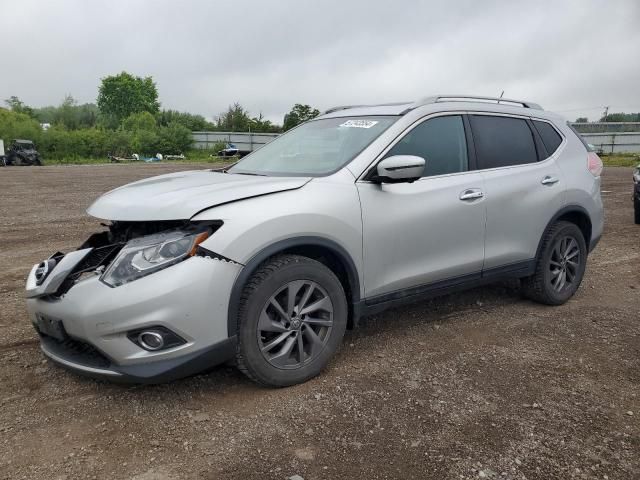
[404,95,543,113]
[324,105,367,114]
[324,101,411,115]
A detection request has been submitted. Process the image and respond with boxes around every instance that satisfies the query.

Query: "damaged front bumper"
[26,249,242,383]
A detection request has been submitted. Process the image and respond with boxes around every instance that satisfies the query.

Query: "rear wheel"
[522,221,587,305]
[236,254,347,387]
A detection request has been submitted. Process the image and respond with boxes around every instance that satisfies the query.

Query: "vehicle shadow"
[74,279,524,400]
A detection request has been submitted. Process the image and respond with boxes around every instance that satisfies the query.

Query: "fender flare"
[534,204,593,261]
[226,236,361,337]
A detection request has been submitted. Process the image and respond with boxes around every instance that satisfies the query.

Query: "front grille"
[40,333,112,369]
[56,243,123,295]
[73,243,123,273]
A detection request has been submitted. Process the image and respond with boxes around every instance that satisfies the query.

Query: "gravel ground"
[0,164,638,480]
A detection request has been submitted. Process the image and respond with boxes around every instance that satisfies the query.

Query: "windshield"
[229,116,398,176]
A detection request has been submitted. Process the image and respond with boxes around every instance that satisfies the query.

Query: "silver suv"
[26,95,604,386]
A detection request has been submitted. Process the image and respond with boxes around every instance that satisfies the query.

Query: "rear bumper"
[41,334,237,383]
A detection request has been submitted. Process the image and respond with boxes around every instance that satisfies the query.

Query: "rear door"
[468,114,566,271]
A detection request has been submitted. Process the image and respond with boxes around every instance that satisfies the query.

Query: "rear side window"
[386,115,468,177]
[470,115,538,169]
[533,120,563,156]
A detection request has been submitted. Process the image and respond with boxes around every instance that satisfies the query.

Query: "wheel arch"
[227,237,362,337]
[535,205,593,261]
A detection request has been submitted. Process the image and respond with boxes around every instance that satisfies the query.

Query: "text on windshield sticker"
[339,120,378,129]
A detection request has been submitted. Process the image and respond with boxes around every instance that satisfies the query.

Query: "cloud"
[1,0,638,123]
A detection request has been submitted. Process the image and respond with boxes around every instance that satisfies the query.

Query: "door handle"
[541,176,559,185]
[459,189,484,201]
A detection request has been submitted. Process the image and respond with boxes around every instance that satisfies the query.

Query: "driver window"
[386,115,469,177]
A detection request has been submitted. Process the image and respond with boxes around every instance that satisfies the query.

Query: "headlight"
[101,230,210,287]
[633,166,640,184]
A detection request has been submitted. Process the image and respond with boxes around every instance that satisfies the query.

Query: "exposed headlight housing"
[101,229,210,287]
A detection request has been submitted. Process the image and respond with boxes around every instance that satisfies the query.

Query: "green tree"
[575,117,588,123]
[0,107,42,144]
[249,113,281,133]
[157,122,192,153]
[283,103,320,131]
[158,109,213,131]
[4,96,35,118]
[215,103,252,131]
[97,72,160,126]
[33,98,98,130]
[599,112,640,122]
[122,111,157,132]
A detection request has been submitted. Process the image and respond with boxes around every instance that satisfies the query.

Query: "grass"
[42,150,234,166]
[601,154,640,168]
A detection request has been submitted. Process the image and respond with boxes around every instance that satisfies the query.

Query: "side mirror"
[372,155,425,183]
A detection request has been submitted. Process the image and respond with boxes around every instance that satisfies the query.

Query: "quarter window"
[386,115,468,177]
[470,115,538,169]
[533,120,563,156]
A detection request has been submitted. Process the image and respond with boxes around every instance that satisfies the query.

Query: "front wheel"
[634,196,640,225]
[236,254,348,387]
[522,221,587,305]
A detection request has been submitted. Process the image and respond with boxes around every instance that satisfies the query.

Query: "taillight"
[587,152,603,177]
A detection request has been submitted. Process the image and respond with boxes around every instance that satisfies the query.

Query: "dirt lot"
[0,164,638,480]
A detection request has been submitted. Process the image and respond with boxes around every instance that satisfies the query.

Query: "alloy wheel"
[257,280,334,369]
[548,235,581,292]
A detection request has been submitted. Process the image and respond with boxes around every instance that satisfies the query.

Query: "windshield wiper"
[233,171,267,176]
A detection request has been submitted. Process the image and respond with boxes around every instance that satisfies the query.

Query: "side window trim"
[462,114,478,171]
[526,118,549,161]
[532,119,567,157]
[362,113,472,181]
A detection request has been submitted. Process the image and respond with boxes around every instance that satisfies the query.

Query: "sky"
[1,0,639,124]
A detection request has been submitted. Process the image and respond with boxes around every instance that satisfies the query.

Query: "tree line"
[575,112,640,123]
[1,71,320,159]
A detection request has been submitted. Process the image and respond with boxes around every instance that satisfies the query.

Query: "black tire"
[522,221,587,305]
[236,254,348,387]
[634,197,640,225]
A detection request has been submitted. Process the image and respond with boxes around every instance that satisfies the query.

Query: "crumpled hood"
[87,170,311,221]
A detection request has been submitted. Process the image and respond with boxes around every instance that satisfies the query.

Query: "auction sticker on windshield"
[339,119,378,129]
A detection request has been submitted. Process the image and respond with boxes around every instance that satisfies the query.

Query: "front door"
[357,114,486,300]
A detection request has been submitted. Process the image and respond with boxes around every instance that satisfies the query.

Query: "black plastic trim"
[361,260,534,316]
[365,272,481,307]
[43,336,237,384]
[462,114,478,171]
[526,118,550,161]
[535,205,593,258]
[226,237,361,337]
[482,259,536,279]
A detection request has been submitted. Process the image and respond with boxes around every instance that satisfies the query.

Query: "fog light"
[138,331,165,351]
[127,326,186,351]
